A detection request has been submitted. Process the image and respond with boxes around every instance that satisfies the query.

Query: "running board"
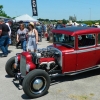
[64,65,100,75]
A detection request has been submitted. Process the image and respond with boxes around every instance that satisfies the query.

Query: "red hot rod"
[5,26,100,98]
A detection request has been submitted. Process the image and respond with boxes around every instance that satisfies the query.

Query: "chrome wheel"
[30,76,47,94]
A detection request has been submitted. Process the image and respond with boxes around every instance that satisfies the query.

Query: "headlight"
[26,64,30,72]
[36,53,41,58]
[15,56,18,63]
[54,52,60,57]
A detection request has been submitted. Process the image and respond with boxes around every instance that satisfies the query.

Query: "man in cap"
[0,19,9,57]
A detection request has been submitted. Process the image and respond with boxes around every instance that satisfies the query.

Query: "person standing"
[27,22,38,52]
[6,20,13,53]
[36,22,42,42]
[0,19,9,57]
[42,23,46,38]
[6,20,13,45]
[16,23,28,51]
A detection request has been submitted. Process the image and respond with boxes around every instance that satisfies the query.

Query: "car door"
[63,51,77,72]
[76,34,96,71]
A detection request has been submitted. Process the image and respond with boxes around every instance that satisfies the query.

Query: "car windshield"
[53,33,75,48]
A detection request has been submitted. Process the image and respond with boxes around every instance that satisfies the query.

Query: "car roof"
[52,26,100,36]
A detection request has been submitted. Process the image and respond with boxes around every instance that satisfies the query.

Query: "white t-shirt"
[17,28,28,41]
[6,23,11,36]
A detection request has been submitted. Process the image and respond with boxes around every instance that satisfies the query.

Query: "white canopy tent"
[14,14,38,22]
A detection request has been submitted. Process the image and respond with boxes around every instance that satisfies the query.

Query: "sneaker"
[8,50,11,53]
[16,46,18,49]
[1,54,8,57]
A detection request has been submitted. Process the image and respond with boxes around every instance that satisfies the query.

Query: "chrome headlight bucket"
[36,53,41,58]
[15,56,18,63]
[26,64,30,72]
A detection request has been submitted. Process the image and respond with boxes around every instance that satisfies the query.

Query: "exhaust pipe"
[40,61,55,70]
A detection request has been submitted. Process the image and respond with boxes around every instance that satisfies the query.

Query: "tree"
[0,5,11,18]
[0,5,3,13]
[62,19,67,24]
[83,21,93,25]
[45,19,49,21]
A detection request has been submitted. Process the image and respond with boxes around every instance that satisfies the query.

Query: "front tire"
[22,69,51,98]
[5,56,15,77]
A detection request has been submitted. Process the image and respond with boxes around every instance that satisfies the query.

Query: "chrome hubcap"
[33,79,43,90]
[30,76,47,94]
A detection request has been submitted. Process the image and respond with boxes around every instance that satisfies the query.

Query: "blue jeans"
[38,33,42,42]
[21,40,27,51]
[0,35,9,55]
[8,38,11,44]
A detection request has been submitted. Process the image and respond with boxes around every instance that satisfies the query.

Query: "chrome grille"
[20,55,26,76]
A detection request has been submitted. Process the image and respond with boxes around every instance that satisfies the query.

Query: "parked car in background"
[5,26,100,98]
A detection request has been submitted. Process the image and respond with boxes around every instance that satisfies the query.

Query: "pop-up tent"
[14,14,38,22]
[0,16,12,22]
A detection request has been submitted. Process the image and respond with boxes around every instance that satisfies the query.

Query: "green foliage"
[0,5,11,18]
[37,17,100,25]
[83,21,93,25]
[62,19,67,24]
[37,18,45,21]
[45,19,49,21]
[0,5,3,13]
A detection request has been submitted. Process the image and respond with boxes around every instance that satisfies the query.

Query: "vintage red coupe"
[5,26,100,98]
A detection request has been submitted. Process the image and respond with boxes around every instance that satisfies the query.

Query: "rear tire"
[22,69,50,98]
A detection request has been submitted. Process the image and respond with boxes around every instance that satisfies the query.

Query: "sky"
[1,0,100,21]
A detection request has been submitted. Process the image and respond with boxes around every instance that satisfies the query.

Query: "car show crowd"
[0,18,100,57]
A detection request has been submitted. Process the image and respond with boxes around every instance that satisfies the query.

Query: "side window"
[98,34,100,44]
[78,34,95,48]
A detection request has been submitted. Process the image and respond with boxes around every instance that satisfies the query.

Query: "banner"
[31,0,38,16]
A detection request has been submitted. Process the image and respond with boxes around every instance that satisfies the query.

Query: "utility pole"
[89,8,91,20]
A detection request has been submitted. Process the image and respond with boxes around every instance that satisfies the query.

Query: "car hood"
[48,44,74,54]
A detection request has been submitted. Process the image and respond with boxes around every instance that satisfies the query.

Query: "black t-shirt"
[0,23,9,36]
